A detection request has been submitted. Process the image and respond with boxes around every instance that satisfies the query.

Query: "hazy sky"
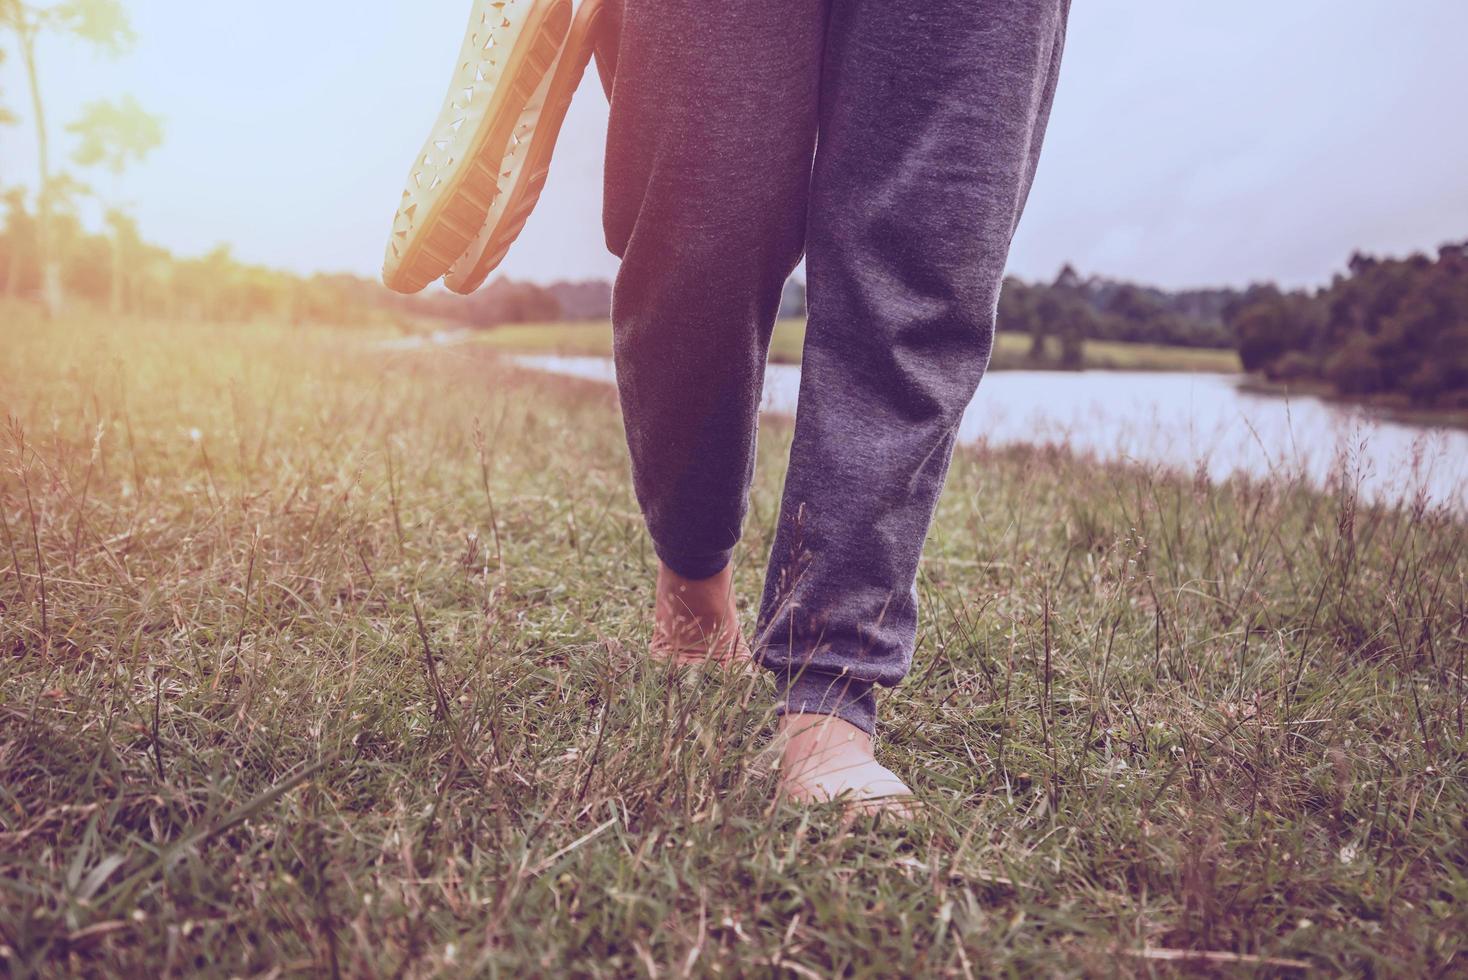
[3,0,1465,290]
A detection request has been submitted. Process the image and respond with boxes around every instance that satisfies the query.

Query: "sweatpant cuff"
[775,669,877,736]
[652,538,733,581]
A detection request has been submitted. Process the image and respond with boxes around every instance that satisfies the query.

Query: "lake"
[513,354,1468,513]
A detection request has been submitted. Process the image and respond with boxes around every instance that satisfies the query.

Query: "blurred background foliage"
[1,0,1464,411]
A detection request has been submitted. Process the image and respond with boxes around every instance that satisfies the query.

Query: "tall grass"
[1,310,1462,976]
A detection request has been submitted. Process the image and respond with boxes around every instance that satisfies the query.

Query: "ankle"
[778,713,874,768]
[650,560,748,663]
[775,713,914,813]
[655,560,736,625]
[652,545,734,585]
[656,558,732,593]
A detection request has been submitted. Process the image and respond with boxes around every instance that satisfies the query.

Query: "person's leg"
[758,0,1071,792]
[602,0,825,657]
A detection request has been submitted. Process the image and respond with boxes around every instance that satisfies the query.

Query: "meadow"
[466,320,1245,374]
[1,308,1463,976]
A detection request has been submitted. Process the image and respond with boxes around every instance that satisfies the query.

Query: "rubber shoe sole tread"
[383,0,573,294]
[446,0,606,294]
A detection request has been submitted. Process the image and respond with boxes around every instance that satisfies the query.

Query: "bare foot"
[648,561,752,667]
[777,713,917,817]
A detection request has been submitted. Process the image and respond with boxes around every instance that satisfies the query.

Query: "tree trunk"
[1029,329,1048,361]
[110,228,123,315]
[19,23,61,317]
[3,241,17,296]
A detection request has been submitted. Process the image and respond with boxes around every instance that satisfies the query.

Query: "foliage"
[67,95,163,174]
[1,0,138,314]
[779,276,806,319]
[0,191,569,328]
[0,0,132,45]
[0,46,14,125]
[999,265,1238,363]
[64,95,165,312]
[51,0,133,52]
[471,275,563,323]
[1226,242,1468,407]
[1228,284,1325,373]
[1,313,1460,975]
[547,278,614,320]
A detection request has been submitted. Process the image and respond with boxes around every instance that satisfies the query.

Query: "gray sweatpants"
[602,0,1070,734]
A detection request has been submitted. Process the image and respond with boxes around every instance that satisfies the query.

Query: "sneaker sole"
[383,0,573,295]
[444,0,606,294]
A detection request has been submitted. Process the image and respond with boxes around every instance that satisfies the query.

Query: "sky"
[2,0,1466,291]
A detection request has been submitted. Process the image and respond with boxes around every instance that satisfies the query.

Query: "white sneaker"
[383,0,601,295]
[445,0,608,294]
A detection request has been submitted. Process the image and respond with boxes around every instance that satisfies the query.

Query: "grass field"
[468,319,1245,374]
[1,309,1463,976]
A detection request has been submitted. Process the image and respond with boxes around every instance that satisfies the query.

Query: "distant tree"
[779,277,807,319]
[0,47,16,126]
[1058,327,1084,370]
[1226,241,1468,407]
[1032,290,1060,360]
[44,170,92,217]
[60,208,110,298]
[545,279,613,320]
[67,95,164,314]
[1,183,476,327]
[1104,283,1167,343]
[1225,284,1322,374]
[0,188,33,294]
[101,207,141,310]
[999,268,1238,353]
[1050,264,1088,368]
[473,276,563,325]
[0,166,93,302]
[1053,263,1083,291]
[1324,335,1383,395]
[0,0,135,315]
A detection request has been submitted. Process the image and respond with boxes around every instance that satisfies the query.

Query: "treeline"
[1226,241,1468,408]
[0,188,353,323]
[0,188,611,328]
[339,274,611,327]
[998,264,1237,367]
[18,179,1462,410]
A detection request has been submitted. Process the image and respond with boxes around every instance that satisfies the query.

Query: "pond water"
[513,354,1468,513]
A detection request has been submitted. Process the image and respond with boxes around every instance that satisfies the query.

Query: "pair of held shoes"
[383,0,613,296]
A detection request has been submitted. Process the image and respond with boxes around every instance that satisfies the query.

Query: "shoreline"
[495,349,1468,516]
[409,319,1246,375]
[1235,376,1468,431]
[383,326,1468,436]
